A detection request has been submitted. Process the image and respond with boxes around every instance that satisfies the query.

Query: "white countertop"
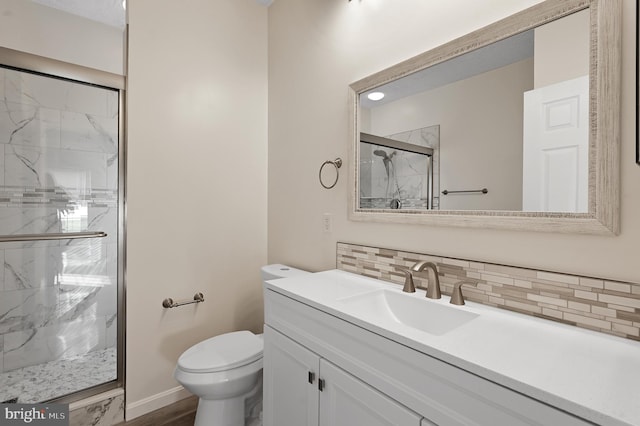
[265,269,640,426]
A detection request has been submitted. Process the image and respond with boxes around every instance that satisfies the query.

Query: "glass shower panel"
[359,140,433,210]
[0,66,119,403]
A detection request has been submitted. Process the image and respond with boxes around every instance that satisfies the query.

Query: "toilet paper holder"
[162,292,205,308]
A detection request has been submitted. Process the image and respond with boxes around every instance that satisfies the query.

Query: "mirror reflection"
[360,131,436,210]
[358,9,589,212]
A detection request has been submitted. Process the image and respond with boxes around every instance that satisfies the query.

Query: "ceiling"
[32,0,126,28]
[31,0,274,29]
[360,29,535,109]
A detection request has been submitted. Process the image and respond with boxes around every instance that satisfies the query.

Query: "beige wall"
[0,0,124,74]
[127,0,268,418]
[4,0,637,416]
[534,9,590,88]
[368,58,534,211]
[267,0,640,283]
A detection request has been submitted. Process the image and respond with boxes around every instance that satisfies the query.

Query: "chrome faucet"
[412,261,441,299]
[397,261,441,299]
[450,281,477,305]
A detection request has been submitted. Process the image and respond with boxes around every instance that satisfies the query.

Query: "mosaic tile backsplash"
[337,242,640,341]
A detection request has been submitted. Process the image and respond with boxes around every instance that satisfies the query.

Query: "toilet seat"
[177,331,263,373]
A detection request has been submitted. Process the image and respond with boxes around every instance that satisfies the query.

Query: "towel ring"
[319,158,342,189]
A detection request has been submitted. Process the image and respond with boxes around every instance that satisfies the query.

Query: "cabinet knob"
[308,371,315,384]
[318,378,325,392]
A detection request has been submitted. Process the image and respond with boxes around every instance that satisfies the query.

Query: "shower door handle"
[0,231,107,243]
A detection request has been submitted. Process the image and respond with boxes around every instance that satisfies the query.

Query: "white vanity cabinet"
[263,325,319,426]
[264,285,595,426]
[263,325,422,426]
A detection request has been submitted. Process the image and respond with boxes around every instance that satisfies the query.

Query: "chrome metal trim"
[0,46,124,89]
[116,24,128,393]
[162,293,205,309]
[426,156,434,209]
[319,158,342,189]
[0,231,106,243]
[360,132,434,156]
[46,382,121,405]
[442,188,488,195]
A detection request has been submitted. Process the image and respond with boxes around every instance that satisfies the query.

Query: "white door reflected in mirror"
[523,76,589,213]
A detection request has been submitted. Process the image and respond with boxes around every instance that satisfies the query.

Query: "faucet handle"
[450,281,477,306]
[396,267,416,293]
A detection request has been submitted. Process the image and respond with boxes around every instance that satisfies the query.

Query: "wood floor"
[116,396,198,426]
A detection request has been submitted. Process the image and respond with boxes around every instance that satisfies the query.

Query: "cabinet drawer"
[265,289,591,426]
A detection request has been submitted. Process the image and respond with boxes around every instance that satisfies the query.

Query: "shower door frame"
[0,46,126,403]
[359,132,435,210]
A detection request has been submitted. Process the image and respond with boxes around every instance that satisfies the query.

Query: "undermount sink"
[338,289,479,336]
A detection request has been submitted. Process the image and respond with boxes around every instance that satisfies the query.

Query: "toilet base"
[193,378,262,426]
[195,396,245,426]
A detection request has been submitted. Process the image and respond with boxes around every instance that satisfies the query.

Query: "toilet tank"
[261,264,309,281]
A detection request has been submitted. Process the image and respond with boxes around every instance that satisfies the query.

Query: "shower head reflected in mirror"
[373,149,387,158]
[373,149,396,160]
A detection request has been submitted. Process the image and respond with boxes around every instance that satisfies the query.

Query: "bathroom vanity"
[263,270,640,426]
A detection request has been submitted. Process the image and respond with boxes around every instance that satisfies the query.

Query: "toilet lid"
[177,331,263,373]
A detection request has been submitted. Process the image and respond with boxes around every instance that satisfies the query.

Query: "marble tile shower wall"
[337,242,640,341]
[0,67,119,373]
[360,125,440,210]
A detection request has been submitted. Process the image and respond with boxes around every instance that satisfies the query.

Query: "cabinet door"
[319,359,421,426]
[263,325,320,426]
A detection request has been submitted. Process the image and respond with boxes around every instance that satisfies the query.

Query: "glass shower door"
[0,65,120,403]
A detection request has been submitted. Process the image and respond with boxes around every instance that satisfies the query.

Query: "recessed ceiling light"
[367,92,385,101]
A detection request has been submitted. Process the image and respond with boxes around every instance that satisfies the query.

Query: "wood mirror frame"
[348,0,621,235]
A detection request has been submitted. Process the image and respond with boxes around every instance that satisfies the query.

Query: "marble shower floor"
[0,347,117,403]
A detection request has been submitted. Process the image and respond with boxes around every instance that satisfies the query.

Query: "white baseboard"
[125,386,192,421]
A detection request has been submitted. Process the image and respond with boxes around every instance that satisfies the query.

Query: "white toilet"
[174,264,309,426]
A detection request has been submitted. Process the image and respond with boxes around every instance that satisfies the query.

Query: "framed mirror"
[348,0,621,235]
